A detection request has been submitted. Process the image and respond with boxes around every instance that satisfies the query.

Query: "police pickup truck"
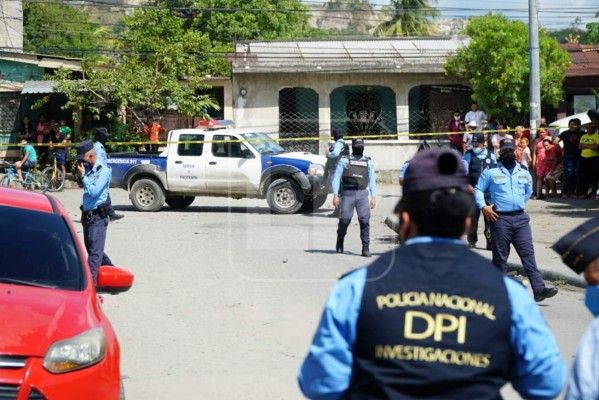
[108,125,329,214]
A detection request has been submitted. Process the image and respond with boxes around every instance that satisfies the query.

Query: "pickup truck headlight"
[43,328,107,373]
[308,164,324,176]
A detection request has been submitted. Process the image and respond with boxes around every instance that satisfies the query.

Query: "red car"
[0,187,133,399]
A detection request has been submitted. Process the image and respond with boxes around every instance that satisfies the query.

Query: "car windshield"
[240,132,286,155]
[0,206,83,291]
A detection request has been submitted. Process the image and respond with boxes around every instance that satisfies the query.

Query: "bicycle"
[41,153,66,192]
[0,161,49,193]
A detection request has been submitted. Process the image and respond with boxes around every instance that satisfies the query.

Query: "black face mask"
[499,152,516,168]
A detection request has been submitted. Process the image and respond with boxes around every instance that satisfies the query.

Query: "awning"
[21,80,58,94]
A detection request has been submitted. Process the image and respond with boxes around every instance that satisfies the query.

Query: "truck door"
[166,133,207,192]
[206,134,261,194]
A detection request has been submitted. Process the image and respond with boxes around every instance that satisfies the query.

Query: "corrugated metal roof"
[561,43,599,77]
[21,80,58,94]
[231,37,469,72]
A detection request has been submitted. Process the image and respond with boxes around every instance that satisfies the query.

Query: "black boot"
[362,246,371,257]
[336,238,344,254]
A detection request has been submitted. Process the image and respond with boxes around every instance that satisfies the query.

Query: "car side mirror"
[96,266,134,294]
[242,149,255,159]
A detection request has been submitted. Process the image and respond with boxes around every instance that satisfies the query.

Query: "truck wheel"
[130,178,165,212]
[165,195,195,209]
[300,194,328,213]
[266,178,304,214]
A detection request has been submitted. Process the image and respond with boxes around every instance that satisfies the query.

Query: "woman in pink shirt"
[533,130,550,199]
[543,138,564,198]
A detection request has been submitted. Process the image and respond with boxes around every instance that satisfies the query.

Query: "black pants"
[468,206,491,247]
[576,156,599,197]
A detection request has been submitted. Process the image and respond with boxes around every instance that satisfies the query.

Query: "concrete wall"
[232,72,462,172]
[0,0,23,52]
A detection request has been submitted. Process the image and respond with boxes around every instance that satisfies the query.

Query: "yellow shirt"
[580,133,599,158]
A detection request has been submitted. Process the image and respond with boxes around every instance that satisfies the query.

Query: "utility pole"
[529,0,541,132]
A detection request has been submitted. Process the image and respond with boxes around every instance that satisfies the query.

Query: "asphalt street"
[43,185,598,399]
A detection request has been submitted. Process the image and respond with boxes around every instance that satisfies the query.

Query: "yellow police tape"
[0,125,561,148]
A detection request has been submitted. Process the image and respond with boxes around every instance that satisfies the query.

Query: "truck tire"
[130,178,165,212]
[300,194,328,213]
[266,178,304,214]
[165,195,195,209]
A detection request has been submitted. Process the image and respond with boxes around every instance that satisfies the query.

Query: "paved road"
[46,185,597,399]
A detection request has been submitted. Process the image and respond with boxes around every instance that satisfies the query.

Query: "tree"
[48,6,218,138]
[374,0,439,37]
[23,2,107,59]
[588,11,599,43]
[445,14,571,127]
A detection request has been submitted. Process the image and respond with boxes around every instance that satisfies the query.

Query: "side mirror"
[96,266,134,294]
[242,149,255,159]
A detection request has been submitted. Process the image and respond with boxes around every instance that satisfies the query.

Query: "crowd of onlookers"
[447,102,599,200]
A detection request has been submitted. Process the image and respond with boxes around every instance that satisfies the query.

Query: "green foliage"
[546,28,591,44]
[445,14,571,126]
[374,0,439,37]
[23,2,106,59]
[588,12,599,44]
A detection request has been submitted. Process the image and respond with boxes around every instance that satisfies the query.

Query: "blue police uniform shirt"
[474,163,532,211]
[93,141,107,165]
[399,161,409,180]
[327,139,346,159]
[332,156,377,197]
[567,317,599,400]
[462,148,497,175]
[82,161,111,212]
[298,237,566,400]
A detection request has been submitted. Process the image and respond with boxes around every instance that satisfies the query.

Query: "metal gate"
[408,85,473,140]
[0,94,20,157]
[278,88,319,154]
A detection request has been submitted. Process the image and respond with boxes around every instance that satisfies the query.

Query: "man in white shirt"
[465,101,487,128]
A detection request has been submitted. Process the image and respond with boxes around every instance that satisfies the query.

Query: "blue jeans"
[562,154,580,195]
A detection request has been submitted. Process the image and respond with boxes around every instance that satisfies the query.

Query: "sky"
[433,0,599,30]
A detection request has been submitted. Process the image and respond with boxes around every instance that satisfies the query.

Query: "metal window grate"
[279,88,319,154]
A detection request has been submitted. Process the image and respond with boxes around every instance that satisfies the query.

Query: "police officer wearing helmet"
[463,132,497,250]
[552,217,599,400]
[331,139,376,257]
[325,129,350,218]
[475,138,558,302]
[299,148,566,399]
[94,128,124,221]
[76,139,114,284]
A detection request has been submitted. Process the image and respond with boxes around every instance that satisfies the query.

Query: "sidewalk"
[377,185,599,288]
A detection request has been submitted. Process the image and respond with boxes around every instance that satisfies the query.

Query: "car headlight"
[308,164,324,176]
[43,328,107,373]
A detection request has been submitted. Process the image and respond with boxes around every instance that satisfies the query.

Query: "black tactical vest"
[468,150,497,186]
[342,155,369,190]
[325,140,350,172]
[347,244,512,399]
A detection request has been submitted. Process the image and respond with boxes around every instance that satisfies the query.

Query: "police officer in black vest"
[299,148,565,399]
[331,139,377,257]
[463,133,497,250]
[325,129,350,218]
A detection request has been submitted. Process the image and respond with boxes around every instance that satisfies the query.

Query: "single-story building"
[556,43,599,118]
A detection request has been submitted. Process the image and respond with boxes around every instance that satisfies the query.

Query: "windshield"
[0,206,84,291]
[240,132,286,155]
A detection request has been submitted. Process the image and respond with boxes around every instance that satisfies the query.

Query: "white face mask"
[454,116,460,121]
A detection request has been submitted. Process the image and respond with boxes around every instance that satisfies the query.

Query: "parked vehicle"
[108,125,328,214]
[0,187,134,399]
[548,112,592,137]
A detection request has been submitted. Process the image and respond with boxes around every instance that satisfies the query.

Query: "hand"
[482,204,499,222]
[468,184,474,194]
[333,195,340,209]
[370,197,377,209]
[76,162,86,177]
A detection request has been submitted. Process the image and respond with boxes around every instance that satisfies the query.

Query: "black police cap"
[76,140,94,161]
[552,217,599,274]
[499,138,516,150]
[95,127,110,138]
[402,149,469,194]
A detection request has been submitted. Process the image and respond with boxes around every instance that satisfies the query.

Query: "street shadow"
[305,249,376,257]
[112,204,274,215]
[540,201,599,218]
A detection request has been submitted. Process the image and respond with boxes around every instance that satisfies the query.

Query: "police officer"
[325,129,349,218]
[94,127,124,221]
[299,149,565,399]
[463,133,496,250]
[552,217,599,400]
[332,139,376,257]
[475,138,558,302]
[76,139,113,284]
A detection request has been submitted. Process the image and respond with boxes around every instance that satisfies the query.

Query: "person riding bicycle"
[49,124,68,180]
[15,139,37,181]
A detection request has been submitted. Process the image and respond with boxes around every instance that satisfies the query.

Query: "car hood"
[272,152,326,166]
[0,284,100,357]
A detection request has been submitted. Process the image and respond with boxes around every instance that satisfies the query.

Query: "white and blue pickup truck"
[108,126,329,214]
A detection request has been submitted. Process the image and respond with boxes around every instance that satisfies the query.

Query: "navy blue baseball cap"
[352,139,364,147]
[76,140,94,161]
[95,127,110,137]
[402,149,469,194]
[552,217,599,274]
[499,138,516,150]
[470,133,484,145]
